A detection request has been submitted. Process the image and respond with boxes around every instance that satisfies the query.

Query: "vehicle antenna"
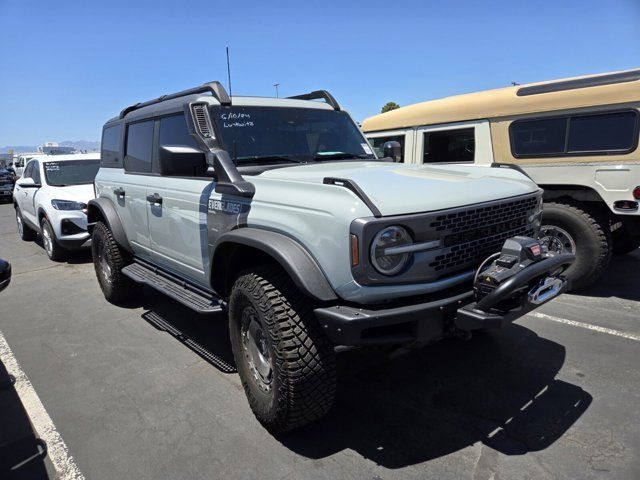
[226,47,233,98]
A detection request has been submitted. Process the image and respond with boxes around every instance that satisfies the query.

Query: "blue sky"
[1,0,639,146]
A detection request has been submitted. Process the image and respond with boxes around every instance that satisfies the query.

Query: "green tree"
[381,102,400,113]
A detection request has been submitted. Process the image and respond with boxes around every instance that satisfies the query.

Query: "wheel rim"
[16,211,23,236]
[539,225,576,255]
[96,239,112,283]
[240,306,272,392]
[42,223,53,256]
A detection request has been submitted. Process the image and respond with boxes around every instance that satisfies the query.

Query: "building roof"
[362,69,640,132]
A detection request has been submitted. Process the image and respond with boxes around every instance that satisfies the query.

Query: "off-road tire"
[41,217,67,261]
[15,206,36,241]
[228,266,336,432]
[541,202,611,290]
[91,221,140,303]
[612,231,640,256]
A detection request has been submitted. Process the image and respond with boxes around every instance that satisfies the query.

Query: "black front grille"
[429,196,538,273]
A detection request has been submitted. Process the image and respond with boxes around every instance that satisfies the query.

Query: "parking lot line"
[530,312,640,342]
[0,330,85,480]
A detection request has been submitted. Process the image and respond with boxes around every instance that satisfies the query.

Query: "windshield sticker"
[361,143,373,155]
[220,112,255,128]
[44,163,60,171]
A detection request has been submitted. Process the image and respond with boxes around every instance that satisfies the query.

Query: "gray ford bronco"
[88,81,574,431]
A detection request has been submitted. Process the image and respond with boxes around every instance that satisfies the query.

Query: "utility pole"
[273,83,280,98]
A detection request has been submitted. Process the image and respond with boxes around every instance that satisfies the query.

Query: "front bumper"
[315,253,572,346]
[54,215,90,248]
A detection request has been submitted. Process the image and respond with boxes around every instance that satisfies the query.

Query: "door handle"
[146,193,163,205]
[114,187,125,197]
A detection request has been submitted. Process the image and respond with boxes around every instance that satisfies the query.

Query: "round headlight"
[370,225,412,275]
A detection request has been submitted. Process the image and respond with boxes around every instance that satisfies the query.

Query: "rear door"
[147,113,213,286]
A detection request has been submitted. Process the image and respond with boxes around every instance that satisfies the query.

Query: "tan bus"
[362,69,640,290]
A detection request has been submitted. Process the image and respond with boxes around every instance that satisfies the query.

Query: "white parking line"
[0,330,85,480]
[530,312,640,342]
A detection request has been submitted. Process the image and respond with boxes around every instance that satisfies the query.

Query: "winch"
[455,236,574,331]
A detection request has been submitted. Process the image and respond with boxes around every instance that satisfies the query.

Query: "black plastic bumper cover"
[314,253,573,346]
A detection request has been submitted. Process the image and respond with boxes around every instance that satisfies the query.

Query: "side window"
[158,114,199,148]
[125,121,154,173]
[423,128,475,163]
[31,161,41,184]
[510,111,639,157]
[101,124,123,166]
[22,162,33,178]
[368,135,405,162]
[158,114,206,177]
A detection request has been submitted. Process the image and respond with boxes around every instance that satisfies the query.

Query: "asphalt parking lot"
[0,201,638,480]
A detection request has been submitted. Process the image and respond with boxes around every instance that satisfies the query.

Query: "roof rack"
[119,81,232,119]
[287,90,340,110]
[517,69,640,97]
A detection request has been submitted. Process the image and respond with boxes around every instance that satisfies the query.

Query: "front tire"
[41,217,67,261]
[91,221,140,303]
[539,202,611,290]
[15,207,36,241]
[228,266,336,432]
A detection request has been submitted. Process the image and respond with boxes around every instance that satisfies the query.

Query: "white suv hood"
[46,183,95,203]
[258,161,538,216]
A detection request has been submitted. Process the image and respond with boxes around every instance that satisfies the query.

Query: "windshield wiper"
[313,152,372,161]
[239,155,306,164]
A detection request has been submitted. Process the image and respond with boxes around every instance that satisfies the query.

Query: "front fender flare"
[212,229,338,303]
[87,197,132,253]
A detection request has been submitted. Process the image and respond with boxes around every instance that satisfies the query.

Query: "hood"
[258,161,538,216]
[46,183,95,203]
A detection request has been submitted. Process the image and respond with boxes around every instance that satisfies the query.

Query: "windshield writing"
[212,106,374,163]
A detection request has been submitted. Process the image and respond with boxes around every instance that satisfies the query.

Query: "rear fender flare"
[87,197,132,252]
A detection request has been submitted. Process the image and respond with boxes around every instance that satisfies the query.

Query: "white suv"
[14,153,100,260]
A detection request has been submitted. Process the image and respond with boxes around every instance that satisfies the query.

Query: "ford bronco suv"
[88,81,573,432]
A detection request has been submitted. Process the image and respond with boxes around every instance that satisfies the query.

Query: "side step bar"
[122,260,224,314]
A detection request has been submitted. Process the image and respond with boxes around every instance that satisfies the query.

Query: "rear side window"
[22,161,33,178]
[510,111,639,157]
[369,135,405,162]
[101,124,123,166]
[423,128,475,163]
[125,121,154,173]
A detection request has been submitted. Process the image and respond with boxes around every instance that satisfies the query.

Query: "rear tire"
[41,217,66,261]
[15,207,36,241]
[539,202,611,291]
[91,221,141,303]
[228,266,336,432]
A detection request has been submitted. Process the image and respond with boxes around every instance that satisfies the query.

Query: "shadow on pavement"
[277,325,591,468]
[137,288,236,373]
[575,249,640,301]
[32,236,93,265]
[126,285,591,468]
[0,361,50,479]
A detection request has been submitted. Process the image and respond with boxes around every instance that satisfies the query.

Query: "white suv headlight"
[370,225,413,275]
[51,199,87,211]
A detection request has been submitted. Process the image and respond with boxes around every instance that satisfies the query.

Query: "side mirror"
[383,141,403,163]
[17,177,40,188]
[0,258,11,293]
[159,145,206,176]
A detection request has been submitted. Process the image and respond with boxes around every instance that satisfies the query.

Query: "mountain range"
[0,140,100,154]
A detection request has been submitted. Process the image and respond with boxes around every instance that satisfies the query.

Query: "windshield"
[211,106,375,163]
[43,159,100,186]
